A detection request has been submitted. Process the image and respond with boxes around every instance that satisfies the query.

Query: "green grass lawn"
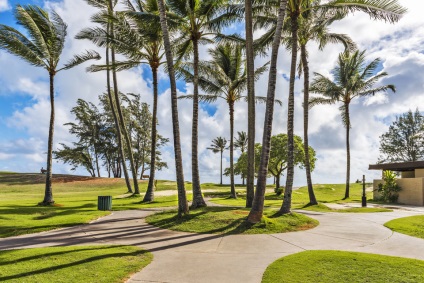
[209,183,373,209]
[301,203,392,213]
[0,172,193,237]
[262,250,424,283]
[145,207,318,234]
[384,215,424,239]
[0,245,152,283]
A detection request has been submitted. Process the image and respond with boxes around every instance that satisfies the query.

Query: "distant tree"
[379,109,424,163]
[208,137,227,185]
[267,134,316,192]
[234,131,248,185]
[225,143,261,182]
[54,144,97,177]
[0,5,100,205]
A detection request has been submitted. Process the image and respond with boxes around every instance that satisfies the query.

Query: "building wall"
[415,169,424,178]
[373,178,424,206]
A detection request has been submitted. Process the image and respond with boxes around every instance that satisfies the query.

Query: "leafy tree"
[208,137,227,185]
[267,134,316,191]
[54,144,97,177]
[234,131,248,185]
[0,5,100,205]
[158,0,189,216]
[310,50,396,199]
[379,109,424,163]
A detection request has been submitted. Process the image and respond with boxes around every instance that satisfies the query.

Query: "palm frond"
[59,50,101,72]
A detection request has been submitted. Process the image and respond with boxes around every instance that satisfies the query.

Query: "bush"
[377,170,401,203]
[274,186,284,196]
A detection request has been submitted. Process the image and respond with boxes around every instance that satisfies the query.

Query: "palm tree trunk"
[106,21,132,193]
[144,66,159,202]
[229,101,236,198]
[220,150,223,185]
[42,72,55,205]
[280,13,298,215]
[345,103,351,199]
[191,39,206,208]
[108,4,140,195]
[301,44,317,205]
[247,0,287,223]
[245,0,255,208]
[158,0,189,216]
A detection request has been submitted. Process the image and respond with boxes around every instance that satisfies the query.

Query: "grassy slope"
[385,215,424,239]
[0,245,152,283]
[262,250,424,283]
[145,207,318,234]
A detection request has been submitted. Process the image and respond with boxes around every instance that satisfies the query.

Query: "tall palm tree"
[207,137,227,185]
[77,0,134,194]
[295,3,356,206]
[247,0,288,223]
[309,50,396,199]
[179,43,271,199]
[234,131,248,185]
[0,5,100,205]
[157,0,189,216]
[168,0,229,208]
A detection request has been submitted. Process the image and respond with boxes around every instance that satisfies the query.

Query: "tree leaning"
[0,5,100,205]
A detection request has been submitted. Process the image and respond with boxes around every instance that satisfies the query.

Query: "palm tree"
[77,0,134,194]
[168,0,229,208]
[247,0,288,224]
[157,0,189,216]
[0,5,100,205]
[208,137,227,185]
[295,3,356,206]
[309,50,396,199]
[179,43,271,199]
[234,131,248,185]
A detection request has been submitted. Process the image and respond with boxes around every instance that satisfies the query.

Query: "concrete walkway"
[1,208,424,283]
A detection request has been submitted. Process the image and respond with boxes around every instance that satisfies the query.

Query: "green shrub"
[274,186,284,196]
[377,170,401,203]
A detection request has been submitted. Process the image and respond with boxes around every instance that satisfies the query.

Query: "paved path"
[1,208,424,283]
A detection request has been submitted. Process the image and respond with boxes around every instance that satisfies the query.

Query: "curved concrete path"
[1,208,424,283]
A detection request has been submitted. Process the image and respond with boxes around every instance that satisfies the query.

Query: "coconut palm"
[234,131,248,185]
[168,0,231,208]
[247,0,288,223]
[77,0,134,194]
[179,43,272,199]
[207,137,227,185]
[157,0,189,216]
[309,50,396,199]
[0,5,100,205]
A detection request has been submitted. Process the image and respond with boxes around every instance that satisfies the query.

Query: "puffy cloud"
[0,0,10,12]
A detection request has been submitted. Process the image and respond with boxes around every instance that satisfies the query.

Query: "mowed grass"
[385,215,424,239]
[209,183,372,209]
[0,245,152,283]
[145,207,318,234]
[302,203,392,213]
[0,172,192,237]
[262,250,424,283]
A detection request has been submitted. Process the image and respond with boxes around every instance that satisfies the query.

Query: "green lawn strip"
[301,203,392,213]
[262,250,424,283]
[0,245,152,283]
[385,215,424,239]
[209,183,373,209]
[145,207,318,234]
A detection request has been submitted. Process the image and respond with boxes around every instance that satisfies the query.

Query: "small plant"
[377,170,401,203]
[274,186,284,196]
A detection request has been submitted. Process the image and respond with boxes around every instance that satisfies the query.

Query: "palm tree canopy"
[0,5,100,73]
[234,131,248,153]
[208,137,227,154]
[309,49,396,127]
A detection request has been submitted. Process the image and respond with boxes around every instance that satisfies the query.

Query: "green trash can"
[98,196,112,211]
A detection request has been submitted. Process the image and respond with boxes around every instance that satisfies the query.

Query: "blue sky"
[1,0,423,186]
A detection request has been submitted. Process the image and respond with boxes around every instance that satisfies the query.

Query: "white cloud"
[0,0,10,12]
